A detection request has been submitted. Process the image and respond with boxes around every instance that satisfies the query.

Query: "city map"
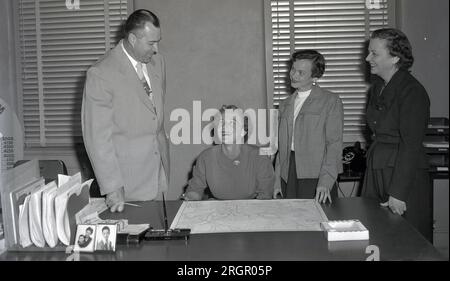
[170,199,328,234]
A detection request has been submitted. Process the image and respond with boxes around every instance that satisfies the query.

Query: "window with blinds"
[17,0,129,147]
[267,0,394,143]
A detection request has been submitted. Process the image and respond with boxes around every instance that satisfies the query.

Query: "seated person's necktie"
[136,62,156,112]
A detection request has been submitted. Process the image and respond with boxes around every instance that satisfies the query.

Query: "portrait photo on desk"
[74,225,96,252]
[94,224,117,252]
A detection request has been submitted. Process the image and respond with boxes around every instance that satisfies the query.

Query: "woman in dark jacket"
[362,28,432,241]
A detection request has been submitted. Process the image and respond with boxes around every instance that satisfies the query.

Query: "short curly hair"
[291,50,326,78]
[371,28,414,70]
[218,105,249,137]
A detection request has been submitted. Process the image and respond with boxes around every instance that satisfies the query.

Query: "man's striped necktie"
[136,62,156,112]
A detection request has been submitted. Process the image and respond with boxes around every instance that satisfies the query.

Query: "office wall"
[398,0,449,118]
[134,0,267,199]
[0,0,18,111]
[399,0,449,257]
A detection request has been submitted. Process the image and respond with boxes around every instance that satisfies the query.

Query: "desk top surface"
[0,197,443,261]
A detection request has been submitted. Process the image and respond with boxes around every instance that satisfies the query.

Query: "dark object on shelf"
[424,117,449,178]
[144,228,191,241]
[426,117,449,135]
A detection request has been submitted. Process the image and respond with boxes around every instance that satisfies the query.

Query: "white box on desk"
[321,220,369,242]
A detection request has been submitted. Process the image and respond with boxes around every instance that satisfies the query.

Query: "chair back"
[14,160,68,184]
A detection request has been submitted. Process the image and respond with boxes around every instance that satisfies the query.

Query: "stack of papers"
[6,171,93,249]
[75,198,109,225]
[117,224,150,244]
[118,224,149,235]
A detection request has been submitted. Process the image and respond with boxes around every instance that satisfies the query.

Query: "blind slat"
[270,0,389,142]
[19,0,128,147]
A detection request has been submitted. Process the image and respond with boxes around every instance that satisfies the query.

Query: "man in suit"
[96,226,113,251]
[82,9,170,212]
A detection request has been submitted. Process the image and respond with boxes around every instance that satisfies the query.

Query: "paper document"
[118,224,150,235]
[170,199,328,234]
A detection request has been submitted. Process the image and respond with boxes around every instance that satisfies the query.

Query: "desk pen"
[124,202,141,207]
[162,192,169,231]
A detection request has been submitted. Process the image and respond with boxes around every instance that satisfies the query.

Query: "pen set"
[144,193,191,241]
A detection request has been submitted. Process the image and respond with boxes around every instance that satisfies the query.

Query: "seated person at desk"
[182,105,274,200]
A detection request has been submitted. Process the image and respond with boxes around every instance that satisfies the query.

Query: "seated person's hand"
[315,186,332,204]
[181,191,202,201]
[380,201,389,207]
[106,186,125,212]
[255,191,272,200]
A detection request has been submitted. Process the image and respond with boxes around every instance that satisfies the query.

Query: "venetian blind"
[18,0,128,147]
[269,0,392,143]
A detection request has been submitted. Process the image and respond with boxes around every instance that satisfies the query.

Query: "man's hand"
[182,191,202,201]
[106,187,125,213]
[315,186,332,204]
[388,196,407,215]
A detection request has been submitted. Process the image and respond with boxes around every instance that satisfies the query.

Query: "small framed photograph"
[94,224,117,252]
[74,225,96,252]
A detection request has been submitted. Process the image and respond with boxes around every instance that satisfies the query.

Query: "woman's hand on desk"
[315,186,332,204]
[106,187,125,212]
[387,196,407,215]
[273,188,283,199]
[273,180,283,199]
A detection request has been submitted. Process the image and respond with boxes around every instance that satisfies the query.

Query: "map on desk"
[170,199,328,234]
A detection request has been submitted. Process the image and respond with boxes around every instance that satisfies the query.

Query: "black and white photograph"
[94,225,117,252]
[0,0,448,272]
[74,225,95,253]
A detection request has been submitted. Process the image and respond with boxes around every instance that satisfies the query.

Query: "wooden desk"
[0,198,443,261]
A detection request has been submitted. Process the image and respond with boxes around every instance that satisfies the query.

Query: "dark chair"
[88,179,105,198]
[13,160,68,184]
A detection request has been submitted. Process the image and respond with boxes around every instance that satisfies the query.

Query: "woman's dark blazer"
[362,69,430,202]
